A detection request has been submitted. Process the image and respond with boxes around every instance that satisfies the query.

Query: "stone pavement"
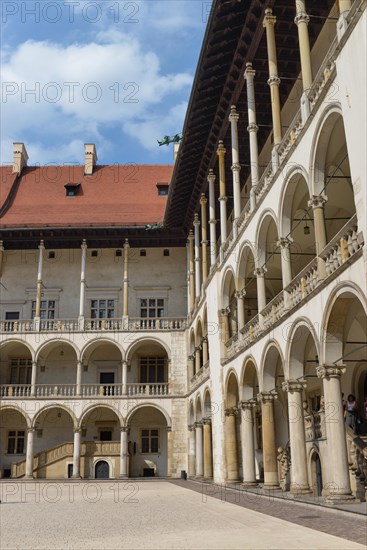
[0,480,366,550]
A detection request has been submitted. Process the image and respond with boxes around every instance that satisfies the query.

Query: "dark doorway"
[100,372,115,395]
[143,468,155,477]
[100,430,112,441]
[68,464,73,478]
[95,460,109,479]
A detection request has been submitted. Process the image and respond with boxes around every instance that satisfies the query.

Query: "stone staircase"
[346,426,367,502]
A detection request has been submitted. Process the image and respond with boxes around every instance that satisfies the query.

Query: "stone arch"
[221,267,237,337]
[195,394,203,422]
[285,318,320,381]
[35,339,79,363]
[125,337,170,362]
[32,403,78,429]
[261,340,285,393]
[79,403,123,429]
[0,404,31,429]
[236,242,258,324]
[126,402,171,428]
[255,211,282,307]
[203,387,212,417]
[189,400,195,425]
[0,339,35,360]
[241,356,260,400]
[81,338,125,361]
[225,370,240,408]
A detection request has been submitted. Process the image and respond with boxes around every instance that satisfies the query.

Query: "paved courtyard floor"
[0,480,366,550]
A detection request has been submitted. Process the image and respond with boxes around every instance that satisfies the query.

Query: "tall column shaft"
[167,428,173,477]
[295,1,313,91]
[76,360,82,396]
[195,347,201,373]
[255,267,267,313]
[202,337,209,366]
[236,291,245,331]
[208,170,217,266]
[122,360,127,395]
[119,427,129,478]
[278,237,293,288]
[79,240,87,320]
[282,380,310,493]
[123,239,130,317]
[217,142,228,244]
[263,9,282,145]
[194,215,201,300]
[245,63,259,210]
[195,422,204,477]
[35,241,45,319]
[200,194,208,282]
[30,361,37,397]
[203,419,213,479]
[317,365,354,502]
[225,408,240,481]
[240,401,257,485]
[25,428,35,478]
[188,231,195,310]
[72,429,82,478]
[308,195,328,278]
[229,106,242,227]
[258,393,279,488]
[0,241,4,277]
[188,426,196,477]
[339,0,352,12]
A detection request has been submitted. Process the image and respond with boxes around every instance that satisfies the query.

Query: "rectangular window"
[140,357,165,383]
[31,300,55,320]
[7,430,25,454]
[140,298,164,318]
[91,299,115,319]
[10,359,32,384]
[141,429,159,453]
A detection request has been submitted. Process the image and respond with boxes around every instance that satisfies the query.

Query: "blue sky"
[1,1,210,166]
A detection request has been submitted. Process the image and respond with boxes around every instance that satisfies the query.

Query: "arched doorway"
[310,450,323,497]
[225,372,240,481]
[95,460,109,479]
[0,407,29,478]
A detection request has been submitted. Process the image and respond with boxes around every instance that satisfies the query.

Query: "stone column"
[188,425,196,477]
[316,365,354,502]
[194,214,201,301]
[72,428,82,478]
[122,360,128,395]
[337,0,352,39]
[123,239,130,318]
[235,290,246,332]
[0,241,4,277]
[244,63,259,211]
[188,354,195,379]
[195,346,201,373]
[188,230,195,311]
[229,106,241,236]
[200,194,208,283]
[202,336,209,366]
[258,392,279,488]
[195,422,204,477]
[220,307,230,345]
[203,418,213,479]
[34,240,45,329]
[282,380,311,493]
[217,141,228,245]
[254,267,267,314]
[278,237,293,309]
[225,408,240,481]
[78,239,87,329]
[308,195,328,279]
[240,400,258,486]
[119,427,129,478]
[295,1,312,90]
[263,8,282,147]
[167,427,173,477]
[25,428,35,478]
[186,242,191,312]
[30,361,37,397]
[208,170,217,267]
[76,360,82,397]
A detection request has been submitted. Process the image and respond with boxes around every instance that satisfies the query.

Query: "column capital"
[277,236,293,249]
[193,213,200,227]
[120,426,129,433]
[73,428,82,434]
[202,417,212,425]
[225,407,238,417]
[239,399,257,411]
[123,238,130,249]
[254,266,267,277]
[220,306,231,316]
[247,122,259,133]
[231,162,241,173]
[316,364,346,380]
[200,194,207,206]
[294,12,310,26]
[194,421,203,428]
[218,196,227,203]
[39,240,45,250]
[229,105,239,123]
[188,424,196,432]
[308,194,328,209]
[207,168,216,184]
[27,427,36,434]
[81,239,87,250]
[267,75,281,87]
[257,391,278,404]
[263,8,276,27]
[188,229,195,242]
[235,289,246,300]
[244,61,256,80]
[167,426,172,433]
[217,140,226,157]
[282,379,306,393]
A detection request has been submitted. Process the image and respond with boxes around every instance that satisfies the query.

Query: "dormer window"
[156,183,169,196]
[65,183,81,197]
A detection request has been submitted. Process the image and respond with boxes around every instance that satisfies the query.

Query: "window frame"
[7,430,25,454]
[139,357,166,384]
[31,299,55,320]
[90,298,115,319]
[140,428,160,454]
[140,298,165,319]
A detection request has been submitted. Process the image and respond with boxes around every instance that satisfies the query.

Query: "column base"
[119,474,129,479]
[325,493,356,505]
[262,483,281,491]
[242,481,258,488]
[71,474,82,479]
[23,475,34,480]
[290,486,312,495]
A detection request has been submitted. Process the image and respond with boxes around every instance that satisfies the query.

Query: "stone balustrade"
[286,258,318,308]
[261,291,285,329]
[320,214,363,276]
[127,383,169,396]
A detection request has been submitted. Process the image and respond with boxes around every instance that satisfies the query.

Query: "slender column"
[263,9,282,146]
[229,106,241,235]
[308,195,328,279]
[316,365,354,502]
[119,427,129,478]
[188,231,195,311]
[195,422,204,477]
[278,237,293,310]
[258,392,279,488]
[0,241,4,277]
[217,141,228,244]
[186,242,191,312]
[282,380,311,493]
[34,241,45,326]
[240,400,258,486]
[202,336,209,366]
[195,346,201,373]
[235,290,246,331]
[295,1,312,91]
[76,360,82,396]
[123,239,130,318]
[30,361,37,397]
[200,194,208,283]
[78,240,87,327]
[188,425,196,477]
[254,267,267,313]
[244,63,259,211]
[188,354,195,378]
[194,214,201,301]
[167,427,173,477]
[203,418,213,479]
[337,1,352,39]
[122,360,127,395]
[207,170,217,266]
[220,307,230,345]
[25,428,35,478]
[71,429,82,478]
[225,407,240,481]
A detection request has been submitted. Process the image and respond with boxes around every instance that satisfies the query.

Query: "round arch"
[35,339,79,362]
[260,340,285,392]
[125,337,170,362]
[255,209,279,264]
[79,403,123,429]
[32,403,78,429]
[285,318,320,380]
[0,340,35,360]
[225,370,240,408]
[0,404,31,429]
[126,402,171,428]
[81,338,125,362]
[195,394,203,421]
[241,356,260,400]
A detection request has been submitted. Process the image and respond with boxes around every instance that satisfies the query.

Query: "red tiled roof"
[0,165,173,228]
